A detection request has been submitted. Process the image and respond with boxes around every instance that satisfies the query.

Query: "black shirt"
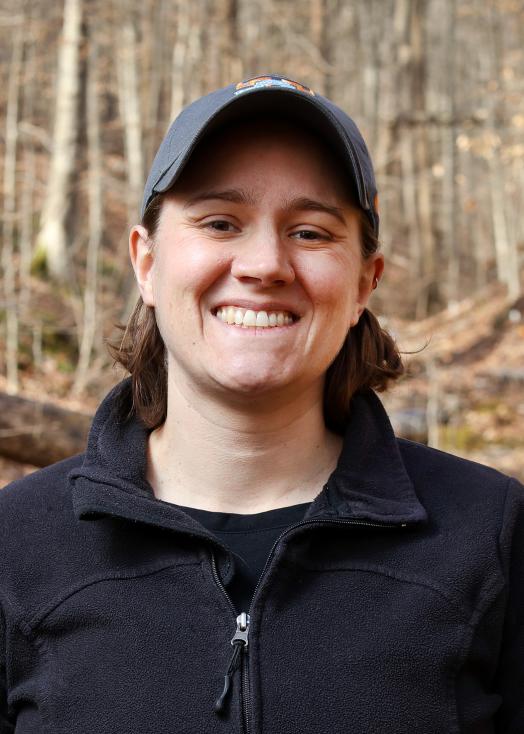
[175,502,312,613]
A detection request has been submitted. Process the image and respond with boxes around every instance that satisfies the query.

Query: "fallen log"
[0,389,432,471]
[0,392,92,468]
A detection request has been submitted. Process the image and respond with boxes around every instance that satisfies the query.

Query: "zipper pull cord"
[214,612,250,714]
[214,641,242,712]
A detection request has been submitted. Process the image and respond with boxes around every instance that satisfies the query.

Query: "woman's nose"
[230,229,295,287]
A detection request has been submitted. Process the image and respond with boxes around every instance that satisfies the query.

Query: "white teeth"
[256,311,269,327]
[215,306,296,328]
[243,310,257,327]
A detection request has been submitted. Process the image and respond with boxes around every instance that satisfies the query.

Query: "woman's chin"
[210,366,294,397]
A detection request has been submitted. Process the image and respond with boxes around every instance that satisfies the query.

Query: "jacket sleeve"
[0,603,15,734]
[493,476,524,733]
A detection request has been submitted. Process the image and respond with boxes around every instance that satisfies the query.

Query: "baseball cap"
[141,74,380,235]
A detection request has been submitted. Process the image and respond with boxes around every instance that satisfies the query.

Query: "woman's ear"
[129,225,155,307]
[350,253,385,327]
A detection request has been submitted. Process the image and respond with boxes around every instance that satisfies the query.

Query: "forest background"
[0,0,523,483]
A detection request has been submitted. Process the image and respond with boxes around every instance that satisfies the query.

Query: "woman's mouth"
[213,306,299,328]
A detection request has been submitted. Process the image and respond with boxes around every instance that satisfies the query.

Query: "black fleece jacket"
[1,380,523,733]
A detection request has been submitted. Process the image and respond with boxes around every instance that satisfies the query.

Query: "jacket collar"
[304,388,427,525]
[70,379,427,531]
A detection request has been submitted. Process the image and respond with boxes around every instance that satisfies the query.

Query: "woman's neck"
[146,376,343,514]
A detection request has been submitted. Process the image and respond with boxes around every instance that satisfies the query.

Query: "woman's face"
[130,121,383,403]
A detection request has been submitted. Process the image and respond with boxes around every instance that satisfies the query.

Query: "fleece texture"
[0,379,523,733]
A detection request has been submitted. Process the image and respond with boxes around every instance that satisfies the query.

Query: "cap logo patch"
[235,75,315,96]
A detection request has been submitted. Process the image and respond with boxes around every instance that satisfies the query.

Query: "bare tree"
[441,0,459,304]
[33,0,82,280]
[71,34,102,395]
[116,9,144,221]
[486,3,521,299]
[170,0,191,123]
[1,19,24,394]
[18,37,36,318]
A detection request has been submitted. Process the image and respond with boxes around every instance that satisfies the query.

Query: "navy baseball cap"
[141,74,380,235]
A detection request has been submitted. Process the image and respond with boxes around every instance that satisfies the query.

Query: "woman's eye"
[292,229,328,241]
[206,220,237,232]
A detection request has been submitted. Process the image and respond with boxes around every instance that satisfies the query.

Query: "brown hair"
[109,192,404,433]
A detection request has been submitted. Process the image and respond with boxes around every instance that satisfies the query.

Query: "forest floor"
[1,283,523,485]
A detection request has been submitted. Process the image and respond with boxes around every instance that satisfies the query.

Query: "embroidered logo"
[235,75,315,96]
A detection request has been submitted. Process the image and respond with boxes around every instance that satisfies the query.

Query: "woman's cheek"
[302,257,351,305]
[179,244,233,292]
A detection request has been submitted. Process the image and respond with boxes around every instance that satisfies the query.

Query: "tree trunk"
[487,3,521,298]
[441,0,459,305]
[71,35,102,396]
[1,21,24,394]
[170,0,190,122]
[411,0,436,319]
[490,155,520,298]
[116,13,144,222]
[19,43,36,319]
[34,0,82,280]
[141,0,168,165]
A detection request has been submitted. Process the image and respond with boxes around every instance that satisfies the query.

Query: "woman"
[1,74,523,733]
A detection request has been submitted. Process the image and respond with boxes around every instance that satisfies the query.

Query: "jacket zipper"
[211,514,407,733]
[211,554,253,734]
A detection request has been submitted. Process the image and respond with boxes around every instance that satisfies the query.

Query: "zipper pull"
[231,612,250,648]
[214,613,250,714]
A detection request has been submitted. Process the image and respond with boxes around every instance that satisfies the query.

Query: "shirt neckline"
[172,501,312,532]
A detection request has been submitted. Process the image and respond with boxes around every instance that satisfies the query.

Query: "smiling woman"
[1,75,524,734]
[114,115,400,432]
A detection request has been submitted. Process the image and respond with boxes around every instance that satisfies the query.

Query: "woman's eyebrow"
[183,190,347,225]
[282,197,347,225]
[183,188,257,208]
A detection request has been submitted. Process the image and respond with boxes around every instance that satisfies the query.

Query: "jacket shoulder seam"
[25,559,201,633]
